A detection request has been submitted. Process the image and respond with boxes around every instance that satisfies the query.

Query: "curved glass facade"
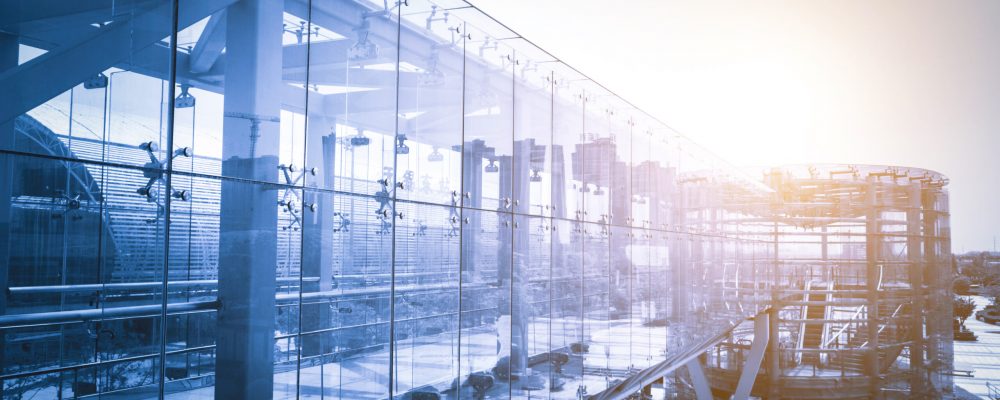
[0,1,951,399]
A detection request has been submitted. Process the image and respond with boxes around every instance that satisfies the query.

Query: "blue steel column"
[215,0,282,397]
[0,32,17,399]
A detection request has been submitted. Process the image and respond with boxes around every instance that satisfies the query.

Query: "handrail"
[795,280,813,364]
[0,300,218,329]
[8,277,318,295]
[590,309,771,400]
[824,305,864,347]
[860,302,905,348]
[823,264,883,347]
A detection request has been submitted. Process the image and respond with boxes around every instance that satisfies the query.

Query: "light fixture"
[529,169,542,182]
[175,84,196,108]
[84,73,108,89]
[350,129,370,146]
[348,18,380,61]
[427,147,443,162]
[484,159,499,173]
[395,134,409,154]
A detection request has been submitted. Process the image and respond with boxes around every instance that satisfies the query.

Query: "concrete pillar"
[301,116,336,357]
[907,183,925,394]
[215,0,283,397]
[865,177,881,399]
[460,139,486,275]
[0,32,18,399]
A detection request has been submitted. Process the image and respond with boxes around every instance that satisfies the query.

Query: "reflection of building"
[694,165,953,399]
[0,1,951,399]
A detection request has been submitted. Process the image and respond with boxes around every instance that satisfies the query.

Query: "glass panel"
[393,1,464,207]
[462,26,514,213]
[510,213,553,398]
[459,207,509,399]
[551,77,585,224]
[549,217,584,399]
[391,201,460,396]
[513,55,552,217]
[581,213,610,392]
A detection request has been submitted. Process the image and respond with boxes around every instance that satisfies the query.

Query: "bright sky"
[470,0,1000,252]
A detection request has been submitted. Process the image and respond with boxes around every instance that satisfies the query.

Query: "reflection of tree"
[4,319,159,398]
[954,296,976,328]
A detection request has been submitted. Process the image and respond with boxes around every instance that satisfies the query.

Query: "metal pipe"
[0,300,218,329]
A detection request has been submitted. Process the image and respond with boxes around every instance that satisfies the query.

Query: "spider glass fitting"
[53,190,83,220]
[137,141,192,202]
[333,212,351,233]
[277,164,317,231]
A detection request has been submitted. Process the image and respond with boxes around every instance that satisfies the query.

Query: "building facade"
[0,1,951,399]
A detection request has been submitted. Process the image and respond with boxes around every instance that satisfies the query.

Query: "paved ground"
[952,296,1000,399]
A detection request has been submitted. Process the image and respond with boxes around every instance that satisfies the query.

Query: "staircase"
[836,303,910,373]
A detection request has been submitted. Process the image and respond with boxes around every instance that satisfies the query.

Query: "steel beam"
[0,0,237,126]
[189,9,227,73]
[686,356,713,400]
[732,312,769,400]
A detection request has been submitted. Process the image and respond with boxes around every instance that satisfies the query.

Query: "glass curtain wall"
[0,0,771,399]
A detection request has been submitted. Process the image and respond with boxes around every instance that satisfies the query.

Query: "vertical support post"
[924,185,947,390]
[215,1,282,397]
[510,140,533,376]
[671,184,688,322]
[907,182,925,393]
[733,312,770,400]
[865,177,881,399]
[460,139,486,276]
[0,32,18,399]
[686,356,713,400]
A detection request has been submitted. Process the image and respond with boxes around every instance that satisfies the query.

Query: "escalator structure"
[798,280,833,366]
[702,264,917,399]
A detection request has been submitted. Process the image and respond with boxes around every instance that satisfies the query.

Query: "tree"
[954,296,976,328]
[954,276,972,295]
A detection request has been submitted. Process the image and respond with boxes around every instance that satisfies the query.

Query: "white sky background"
[470,0,1000,252]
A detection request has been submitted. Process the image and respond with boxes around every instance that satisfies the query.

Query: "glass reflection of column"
[215,1,282,397]
[0,32,16,399]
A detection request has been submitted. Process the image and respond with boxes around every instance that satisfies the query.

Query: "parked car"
[976,306,1000,324]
